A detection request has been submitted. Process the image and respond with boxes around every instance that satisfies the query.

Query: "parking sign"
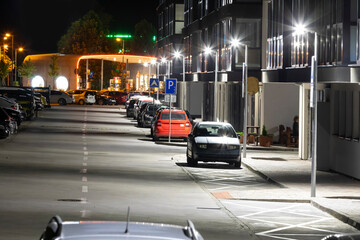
[150,78,159,88]
[165,79,177,95]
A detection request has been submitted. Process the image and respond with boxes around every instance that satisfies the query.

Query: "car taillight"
[186,122,190,126]
[156,122,162,126]
[12,105,16,110]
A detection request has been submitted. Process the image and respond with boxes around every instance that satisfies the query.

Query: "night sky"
[0,0,158,54]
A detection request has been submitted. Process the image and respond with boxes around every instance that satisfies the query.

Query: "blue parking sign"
[165,79,177,95]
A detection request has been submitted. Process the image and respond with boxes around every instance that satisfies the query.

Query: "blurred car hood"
[195,136,240,145]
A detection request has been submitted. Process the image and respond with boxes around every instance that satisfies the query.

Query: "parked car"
[186,121,241,168]
[138,103,163,128]
[0,107,17,138]
[126,99,137,117]
[0,87,36,119]
[95,91,117,105]
[133,97,155,120]
[68,90,96,105]
[39,215,203,240]
[100,90,127,104]
[151,109,192,141]
[50,90,73,105]
[124,93,143,109]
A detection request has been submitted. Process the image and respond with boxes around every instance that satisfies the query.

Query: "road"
[0,105,357,240]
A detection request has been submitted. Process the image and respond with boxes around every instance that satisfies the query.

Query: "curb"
[242,160,286,189]
[311,200,360,231]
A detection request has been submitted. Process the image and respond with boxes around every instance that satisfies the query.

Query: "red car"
[101,91,127,104]
[151,109,192,141]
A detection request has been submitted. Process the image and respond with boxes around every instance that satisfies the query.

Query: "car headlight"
[228,145,239,150]
[197,144,207,149]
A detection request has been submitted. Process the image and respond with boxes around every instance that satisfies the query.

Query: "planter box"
[259,135,273,147]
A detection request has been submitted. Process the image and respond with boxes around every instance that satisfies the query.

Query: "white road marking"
[84,152,88,156]
[83,156,88,161]
[81,169,87,174]
[83,163,87,166]
[83,147,87,151]
[82,186,88,193]
[82,176,87,182]
[80,198,87,204]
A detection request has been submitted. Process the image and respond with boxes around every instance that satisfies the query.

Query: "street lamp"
[15,47,24,86]
[4,33,14,85]
[204,46,218,121]
[144,62,151,96]
[174,50,185,109]
[294,24,318,197]
[230,39,248,159]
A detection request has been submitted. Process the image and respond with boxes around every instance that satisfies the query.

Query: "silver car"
[187,121,241,168]
[50,90,73,105]
[40,215,204,240]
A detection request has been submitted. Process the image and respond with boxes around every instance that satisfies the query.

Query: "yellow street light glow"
[18,47,24,52]
[4,44,8,49]
[4,37,8,40]
[116,38,121,42]
[5,33,11,37]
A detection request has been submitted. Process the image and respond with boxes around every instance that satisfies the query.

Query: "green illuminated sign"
[153,36,156,42]
[106,34,132,39]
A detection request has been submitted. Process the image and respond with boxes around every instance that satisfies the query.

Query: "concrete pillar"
[299,83,311,160]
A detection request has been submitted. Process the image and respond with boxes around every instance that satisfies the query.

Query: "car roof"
[41,216,203,240]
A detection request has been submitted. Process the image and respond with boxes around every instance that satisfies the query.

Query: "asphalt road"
[0,105,357,240]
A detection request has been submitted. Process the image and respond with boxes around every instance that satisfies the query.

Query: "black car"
[138,103,163,128]
[0,87,36,119]
[95,91,117,105]
[2,107,23,126]
[0,107,17,138]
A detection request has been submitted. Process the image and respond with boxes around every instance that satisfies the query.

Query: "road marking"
[83,156,88,161]
[83,163,87,166]
[81,168,87,174]
[82,186,88,193]
[84,152,88,156]
[83,147,87,151]
[82,176,87,182]
[80,198,87,204]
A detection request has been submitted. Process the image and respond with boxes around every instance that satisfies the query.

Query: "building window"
[220,18,232,71]
[175,4,184,34]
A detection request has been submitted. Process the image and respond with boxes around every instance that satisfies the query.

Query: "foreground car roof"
[196,121,232,126]
[41,216,203,240]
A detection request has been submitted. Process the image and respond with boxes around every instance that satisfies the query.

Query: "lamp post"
[174,51,185,109]
[4,33,14,85]
[117,38,125,89]
[204,47,218,121]
[15,47,23,86]
[230,39,248,158]
[294,24,318,197]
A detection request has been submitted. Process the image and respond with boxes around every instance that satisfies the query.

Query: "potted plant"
[259,125,273,147]
[237,132,243,143]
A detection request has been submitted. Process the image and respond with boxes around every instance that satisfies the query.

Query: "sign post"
[165,79,177,143]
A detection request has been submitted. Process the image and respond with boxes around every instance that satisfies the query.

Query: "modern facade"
[156,0,263,127]
[262,0,360,179]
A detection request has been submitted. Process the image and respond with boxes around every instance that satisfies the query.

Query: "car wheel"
[153,135,159,141]
[98,99,104,105]
[79,99,85,105]
[187,150,197,167]
[58,98,66,105]
[234,161,241,169]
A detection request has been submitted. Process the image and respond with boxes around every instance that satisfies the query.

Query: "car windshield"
[160,112,186,120]
[194,124,236,138]
[147,105,161,112]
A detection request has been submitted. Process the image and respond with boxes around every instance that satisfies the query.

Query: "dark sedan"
[186,121,241,168]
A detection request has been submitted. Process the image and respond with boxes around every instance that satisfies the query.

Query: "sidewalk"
[166,140,360,230]
[241,148,360,230]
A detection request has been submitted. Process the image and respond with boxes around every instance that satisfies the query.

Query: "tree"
[132,19,156,55]
[58,10,116,54]
[18,58,36,86]
[0,56,13,87]
[48,55,60,88]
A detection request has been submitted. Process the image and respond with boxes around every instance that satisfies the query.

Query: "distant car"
[100,91,127,105]
[50,90,73,105]
[151,109,192,141]
[186,121,241,168]
[95,91,117,105]
[39,215,204,240]
[69,90,96,105]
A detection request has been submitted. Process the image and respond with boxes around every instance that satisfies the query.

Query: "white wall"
[261,83,300,141]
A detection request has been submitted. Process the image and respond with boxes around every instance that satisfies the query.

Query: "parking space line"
[82,186,88,193]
